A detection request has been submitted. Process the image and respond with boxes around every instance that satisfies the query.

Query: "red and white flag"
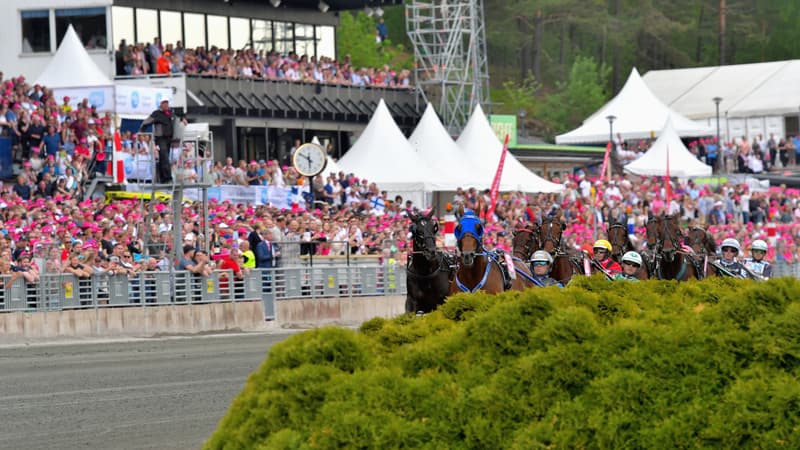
[485,134,510,222]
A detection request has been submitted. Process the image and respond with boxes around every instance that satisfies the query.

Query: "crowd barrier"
[0,264,406,318]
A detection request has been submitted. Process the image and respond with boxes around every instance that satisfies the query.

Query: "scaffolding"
[406,0,491,134]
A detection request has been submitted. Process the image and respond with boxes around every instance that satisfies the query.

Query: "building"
[2,0,415,165]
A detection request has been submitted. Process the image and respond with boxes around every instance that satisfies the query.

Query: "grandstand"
[1,0,412,166]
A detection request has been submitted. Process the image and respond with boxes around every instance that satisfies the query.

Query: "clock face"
[292,143,327,177]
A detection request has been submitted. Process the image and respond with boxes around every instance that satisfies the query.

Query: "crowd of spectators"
[4,70,800,291]
[616,132,800,174]
[115,38,413,88]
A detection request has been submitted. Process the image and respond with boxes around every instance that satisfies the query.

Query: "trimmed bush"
[206,277,800,449]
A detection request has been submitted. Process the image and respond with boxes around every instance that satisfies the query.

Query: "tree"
[336,11,413,70]
[538,56,610,139]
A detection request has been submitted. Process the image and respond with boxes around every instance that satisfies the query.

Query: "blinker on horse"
[450,209,506,294]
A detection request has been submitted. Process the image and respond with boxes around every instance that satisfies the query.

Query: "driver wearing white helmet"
[742,239,772,279]
[614,251,642,281]
[716,238,749,278]
[530,250,563,288]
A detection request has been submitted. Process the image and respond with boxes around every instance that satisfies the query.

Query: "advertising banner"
[489,115,518,147]
[115,84,174,116]
[54,87,115,112]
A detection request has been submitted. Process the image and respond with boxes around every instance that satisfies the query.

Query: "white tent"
[408,103,486,190]
[338,99,456,203]
[556,68,712,144]
[624,118,712,178]
[33,25,115,112]
[457,105,564,193]
[311,136,342,176]
[33,25,172,115]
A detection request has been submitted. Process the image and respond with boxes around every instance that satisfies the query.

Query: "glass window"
[252,19,272,52]
[55,7,107,50]
[295,24,314,58]
[184,13,206,49]
[135,8,158,46]
[316,25,335,59]
[159,10,182,48]
[207,15,228,49]
[230,17,250,50]
[111,7,134,49]
[273,22,293,55]
[21,10,51,53]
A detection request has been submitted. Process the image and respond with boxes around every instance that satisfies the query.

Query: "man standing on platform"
[139,99,186,183]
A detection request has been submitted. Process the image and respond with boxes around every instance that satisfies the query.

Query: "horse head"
[454,210,483,267]
[539,210,565,254]
[606,221,628,261]
[410,208,438,262]
[512,222,540,260]
[645,213,661,251]
[661,213,683,262]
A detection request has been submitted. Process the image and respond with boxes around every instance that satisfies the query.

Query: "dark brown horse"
[685,225,718,279]
[449,207,506,294]
[406,209,454,313]
[606,221,649,280]
[509,223,541,290]
[653,213,700,281]
[539,211,580,285]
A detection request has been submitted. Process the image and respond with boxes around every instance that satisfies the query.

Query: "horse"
[508,223,541,290]
[539,211,580,285]
[606,221,649,280]
[685,225,718,279]
[405,209,454,313]
[654,213,700,281]
[449,206,507,295]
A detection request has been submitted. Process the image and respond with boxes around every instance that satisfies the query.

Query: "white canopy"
[408,103,486,190]
[643,60,799,119]
[624,118,712,178]
[457,105,564,193]
[33,25,113,88]
[556,68,712,144]
[338,99,455,193]
[311,136,342,176]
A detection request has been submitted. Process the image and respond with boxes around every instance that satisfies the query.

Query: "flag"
[112,130,126,183]
[485,134,510,222]
[600,141,612,181]
[370,195,385,212]
[665,144,671,208]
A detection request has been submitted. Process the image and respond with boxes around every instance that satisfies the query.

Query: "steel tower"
[406,0,491,134]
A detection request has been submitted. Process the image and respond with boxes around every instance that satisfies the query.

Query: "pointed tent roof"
[311,136,342,175]
[338,99,454,191]
[624,118,712,178]
[457,105,564,193]
[34,25,113,88]
[408,103,486,190]
[556,68,711,144]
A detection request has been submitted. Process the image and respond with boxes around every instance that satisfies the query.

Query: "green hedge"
[206,276,800,449]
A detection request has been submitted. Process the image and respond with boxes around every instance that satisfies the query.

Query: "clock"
[292,143,328,177]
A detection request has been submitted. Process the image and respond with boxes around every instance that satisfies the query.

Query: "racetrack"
[0,332,295,450]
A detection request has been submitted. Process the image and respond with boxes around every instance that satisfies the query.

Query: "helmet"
[720,238,741,253]
[593,239,612,252]
[621,251,643,266]
[531,250,553,264]
[751,239,768,252]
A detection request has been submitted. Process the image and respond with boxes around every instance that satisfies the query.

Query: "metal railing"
[0,264,406,318]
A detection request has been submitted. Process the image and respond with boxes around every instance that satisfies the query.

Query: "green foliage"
[206,277,800,449]
[336,11,413,70]
[538,56,610,138]
[494,75,539,117]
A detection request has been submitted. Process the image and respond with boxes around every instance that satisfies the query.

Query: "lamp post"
[713,97,722,173]
[606,115,616,177]
[518,109,527,139]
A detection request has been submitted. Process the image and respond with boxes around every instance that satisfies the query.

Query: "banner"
[125,184,309,209]
[0,137,12,179]
[600,141,612,181]
[114,84,173,116]
[54,87,115,112]
[489,115,518,148]
[485,134,510,221]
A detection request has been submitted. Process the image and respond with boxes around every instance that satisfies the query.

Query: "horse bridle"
[540,218,563,252]
[513,227,540,259]
[606,223,628,257]
[410,219,438,258]
[685,227,708,254]
[661,215,683,254]
[645,217,661,251]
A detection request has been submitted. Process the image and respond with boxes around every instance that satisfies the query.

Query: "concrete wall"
[0,296,407,340]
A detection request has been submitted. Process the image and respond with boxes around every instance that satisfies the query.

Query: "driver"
[716,238,749,278]
[530,250,563,287]
[742,239,772,279]
[615,251,642,281]
[592,239,622,275]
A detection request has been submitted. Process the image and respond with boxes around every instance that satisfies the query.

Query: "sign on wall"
[489,115,518,147]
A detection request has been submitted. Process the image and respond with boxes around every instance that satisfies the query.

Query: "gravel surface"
[0,332,295,450]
